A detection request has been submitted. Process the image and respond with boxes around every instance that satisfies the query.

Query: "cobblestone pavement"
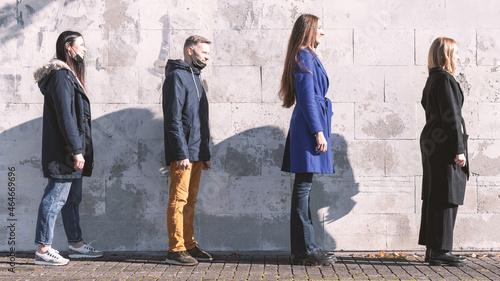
[1,251,500,280]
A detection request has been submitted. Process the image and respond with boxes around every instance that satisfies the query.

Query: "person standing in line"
[162,35,213,266]
[419,37,469,267]
[33,30,103,266]
[279,14,336,266]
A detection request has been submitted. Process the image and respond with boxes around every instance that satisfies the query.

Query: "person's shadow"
[1,108,357,252]
[311,134,359,250]
[0,108,168,251]
[194,126,358,252]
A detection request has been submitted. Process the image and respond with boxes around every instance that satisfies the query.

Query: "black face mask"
[71,54,84,64]
[192,51,206,70]
[69,47,84,64]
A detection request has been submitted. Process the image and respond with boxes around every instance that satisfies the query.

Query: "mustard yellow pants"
[167,161,202,252]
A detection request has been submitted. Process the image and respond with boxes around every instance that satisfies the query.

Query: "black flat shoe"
[429,250,467,267]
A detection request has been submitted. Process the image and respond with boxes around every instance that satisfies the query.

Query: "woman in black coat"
[419,37,469,267]
[33,31,102,266]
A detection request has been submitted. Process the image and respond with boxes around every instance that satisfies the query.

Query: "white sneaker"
[68,242,103,258]
[35,248,69,266]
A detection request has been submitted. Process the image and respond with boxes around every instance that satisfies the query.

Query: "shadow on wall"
[0,0,60,43]
[194,126,358,252]
[0,108,357,252]
[0,108,167,251]
[312,134,359,251]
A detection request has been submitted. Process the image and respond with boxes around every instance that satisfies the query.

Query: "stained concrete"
[1,0,500,252]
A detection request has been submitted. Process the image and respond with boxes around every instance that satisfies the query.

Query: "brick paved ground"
[1,251,500,280]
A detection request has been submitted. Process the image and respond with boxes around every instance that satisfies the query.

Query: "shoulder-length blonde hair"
[278,14,319,108]
[428,37,457,75]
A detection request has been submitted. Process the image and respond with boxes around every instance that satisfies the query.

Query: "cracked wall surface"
[1,0,500,252]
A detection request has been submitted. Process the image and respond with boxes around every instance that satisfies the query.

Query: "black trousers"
[418,200,458,251]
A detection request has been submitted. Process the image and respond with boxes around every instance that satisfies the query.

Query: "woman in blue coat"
[279,14,335,266]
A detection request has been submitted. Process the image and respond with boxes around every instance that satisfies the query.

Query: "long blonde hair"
[428,37,457,75]
[278,14,319,108]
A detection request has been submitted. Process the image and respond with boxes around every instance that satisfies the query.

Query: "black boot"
[429,250,467,267]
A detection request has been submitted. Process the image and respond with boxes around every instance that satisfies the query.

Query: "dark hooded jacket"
[34,59,93,179]
[420,67,469,205]
[162,59,210,165]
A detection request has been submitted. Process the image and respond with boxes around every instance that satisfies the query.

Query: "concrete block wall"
[1,0,500,252]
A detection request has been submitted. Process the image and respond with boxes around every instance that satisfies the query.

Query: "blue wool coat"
[282,49,334,174]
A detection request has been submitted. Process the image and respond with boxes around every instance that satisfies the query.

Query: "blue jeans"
[290,173,318,255]
[35,178,83,246]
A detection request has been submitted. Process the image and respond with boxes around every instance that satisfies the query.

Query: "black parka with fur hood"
[34,59,93,178]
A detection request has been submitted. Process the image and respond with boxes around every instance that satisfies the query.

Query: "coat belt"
[315,96,332,136]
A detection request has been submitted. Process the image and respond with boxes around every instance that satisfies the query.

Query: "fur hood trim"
[33,59,87,95]
[33,59,71,83]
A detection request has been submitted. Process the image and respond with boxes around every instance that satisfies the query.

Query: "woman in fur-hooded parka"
[34,59,93,179]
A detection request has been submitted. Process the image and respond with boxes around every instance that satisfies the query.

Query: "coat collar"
[429,67,449,75]
[166,59,201,76]
[308,49,329,87]
[429,67,464,105]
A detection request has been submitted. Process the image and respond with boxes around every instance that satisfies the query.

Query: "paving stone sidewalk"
[1,251,500,280]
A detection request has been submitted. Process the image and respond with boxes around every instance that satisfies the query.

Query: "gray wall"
[1,0,500,252]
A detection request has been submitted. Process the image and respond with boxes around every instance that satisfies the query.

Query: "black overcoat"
[419,67,469,205]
